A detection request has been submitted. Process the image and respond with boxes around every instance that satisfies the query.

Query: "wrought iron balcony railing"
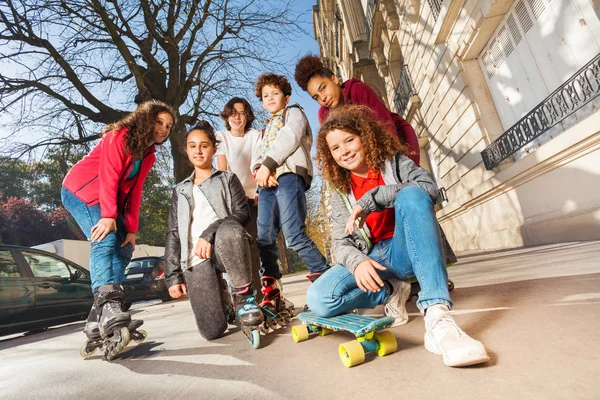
[365,0,376,44]
[481,52,600,170]
[427,0,443,22]
[394,65,415,117]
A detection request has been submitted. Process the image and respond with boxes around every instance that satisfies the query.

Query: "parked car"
[122,256,170,310]
[0,244,93,337]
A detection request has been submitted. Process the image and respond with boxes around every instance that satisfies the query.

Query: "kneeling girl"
[165,121,263,340]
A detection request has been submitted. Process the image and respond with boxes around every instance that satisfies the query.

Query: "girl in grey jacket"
[164,121,263,343]
[307,105,489,367]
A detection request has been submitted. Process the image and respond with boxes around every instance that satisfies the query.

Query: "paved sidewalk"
[1,241,599,399]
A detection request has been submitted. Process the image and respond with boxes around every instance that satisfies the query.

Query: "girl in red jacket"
[294,54,420,165]
[62,101,175,357]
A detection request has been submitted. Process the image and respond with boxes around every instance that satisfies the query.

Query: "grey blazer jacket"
[164,169,249,287]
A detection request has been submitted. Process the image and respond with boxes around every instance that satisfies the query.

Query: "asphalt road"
[1,241,600,399]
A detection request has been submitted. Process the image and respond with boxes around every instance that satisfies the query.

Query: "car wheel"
[122,302,132,311]
[160,292,171,303]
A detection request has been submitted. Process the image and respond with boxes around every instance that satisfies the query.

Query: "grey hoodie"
[251,104,314,189]
[330,152,454,273]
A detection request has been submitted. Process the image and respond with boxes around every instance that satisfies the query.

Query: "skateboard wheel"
[339,340,365,368]
[134,330,148,343]
[292,325,309,343]
[318,327,333,337]
[80,344,97,359]
[448,279,455,291]
[374,331,398,356]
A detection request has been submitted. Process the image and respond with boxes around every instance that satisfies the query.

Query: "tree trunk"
[170,123,193,182]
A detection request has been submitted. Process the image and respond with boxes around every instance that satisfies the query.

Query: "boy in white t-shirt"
[215,97,262,297]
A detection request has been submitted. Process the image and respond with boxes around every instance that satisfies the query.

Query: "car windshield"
[124,259,159,275]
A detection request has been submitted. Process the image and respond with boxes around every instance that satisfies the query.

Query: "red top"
[350,170,395,244]
[62,127,156,233]
[318,78,420,166]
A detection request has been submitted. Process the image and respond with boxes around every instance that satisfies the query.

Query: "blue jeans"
[256,173,328,279]
[306,186,452,316]
[61,187,133,292]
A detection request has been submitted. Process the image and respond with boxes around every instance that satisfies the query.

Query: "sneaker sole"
[424,332,490,367]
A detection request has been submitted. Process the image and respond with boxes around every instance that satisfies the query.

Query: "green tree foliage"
[136,168,171,246]
[0,157,30,201]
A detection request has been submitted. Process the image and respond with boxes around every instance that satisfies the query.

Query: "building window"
[365,0,377,44]
[427,0,443,22]
[334,7,341,58]
[393,65,415,117]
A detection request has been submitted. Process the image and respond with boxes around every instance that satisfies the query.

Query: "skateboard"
[292,311,398,367]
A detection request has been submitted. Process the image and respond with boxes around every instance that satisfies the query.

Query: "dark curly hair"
[220,97,255,132]
[255,72,292,99]
[102,101,176,159]
[294,54,335,92]
[316,105,407,193]
[185,120,220,148]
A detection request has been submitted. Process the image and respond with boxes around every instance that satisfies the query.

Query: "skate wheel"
[448,279,455,291]
[374,331,398,356]
[339,340,365,368]
[292,325,309,343]
[134,330,148,343]
[79,343,97,358]
[247,329,261,349]
[319,327,333,337]
[120,326,131,347]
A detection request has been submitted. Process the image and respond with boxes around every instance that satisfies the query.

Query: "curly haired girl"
[62,100,175,357]
[309,105,489,368]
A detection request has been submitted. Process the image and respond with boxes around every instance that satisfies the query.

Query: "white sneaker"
[424,304,490,367]
[384,278,411,326]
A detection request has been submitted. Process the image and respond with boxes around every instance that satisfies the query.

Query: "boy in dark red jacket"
[294,54,420,166]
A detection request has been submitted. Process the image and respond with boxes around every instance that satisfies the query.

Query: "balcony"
[365,0,376,45]
[394,65,416,118]
[481,52,600,170]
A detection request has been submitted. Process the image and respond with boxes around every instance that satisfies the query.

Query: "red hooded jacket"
[318,78,420,166]
[62,127,156,233]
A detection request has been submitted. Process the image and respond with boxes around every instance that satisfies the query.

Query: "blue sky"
[277,2,321,135]
[0,2,323,158]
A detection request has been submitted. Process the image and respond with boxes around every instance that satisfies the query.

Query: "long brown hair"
[220,97,256,132]
[316,105,406,193]
[102,101,176,159]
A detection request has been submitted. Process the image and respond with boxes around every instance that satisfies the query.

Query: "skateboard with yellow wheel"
[292,311,398,367]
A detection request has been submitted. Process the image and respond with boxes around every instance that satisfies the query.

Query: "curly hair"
[316,105,407,193]
[220,97,256,132]
[102,101,176,159]
[294,54,335,92]
[254,72,292,99]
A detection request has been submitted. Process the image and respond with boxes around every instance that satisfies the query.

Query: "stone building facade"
[312,0,600,252]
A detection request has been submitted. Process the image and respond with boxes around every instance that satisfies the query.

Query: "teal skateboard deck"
[292,311,398,367]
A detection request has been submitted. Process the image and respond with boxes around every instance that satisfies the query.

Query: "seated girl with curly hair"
[306,105,489,367]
